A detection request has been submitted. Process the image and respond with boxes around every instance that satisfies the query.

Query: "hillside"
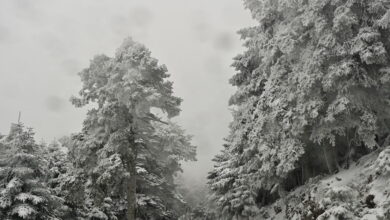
[259,148,390,220]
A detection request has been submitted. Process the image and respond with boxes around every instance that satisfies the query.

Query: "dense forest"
[205,0,390,219]
[2,0,390,219]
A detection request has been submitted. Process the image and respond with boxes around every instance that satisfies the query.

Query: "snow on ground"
[256,148,390,220]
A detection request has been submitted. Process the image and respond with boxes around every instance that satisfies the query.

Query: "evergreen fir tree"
[0,123,60,220]
[42,140,76,219]
[209,0,390,218]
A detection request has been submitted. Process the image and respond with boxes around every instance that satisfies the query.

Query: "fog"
[0,0,254,185]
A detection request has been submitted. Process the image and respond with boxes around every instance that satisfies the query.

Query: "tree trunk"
[301,155,311,184]
[322,145,332,174]
[126,155,137,220]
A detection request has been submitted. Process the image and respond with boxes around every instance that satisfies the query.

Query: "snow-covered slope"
[258,148,390,220]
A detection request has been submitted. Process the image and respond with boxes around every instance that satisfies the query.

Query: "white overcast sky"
[0,0,254,184]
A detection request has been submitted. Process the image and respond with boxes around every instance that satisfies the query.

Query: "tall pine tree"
[71,38,195,220]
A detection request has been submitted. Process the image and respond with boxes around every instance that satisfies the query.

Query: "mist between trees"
[2,0,390,219]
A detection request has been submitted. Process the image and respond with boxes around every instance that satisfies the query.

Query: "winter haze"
[0,0,254,184]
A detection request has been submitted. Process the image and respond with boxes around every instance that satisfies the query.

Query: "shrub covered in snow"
[375,147,390,176]
[318,205,354,220]
[324,186,357,203]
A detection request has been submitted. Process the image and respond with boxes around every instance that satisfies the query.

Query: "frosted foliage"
[11,204,37,219]
[15,193,45,205]
[318,206,354,220]
[0,124,59,219]
[69,38,196,219]
[89,208,108,220]
[325,186,357,203]
[375,147,390,176]
[209,0,390,218]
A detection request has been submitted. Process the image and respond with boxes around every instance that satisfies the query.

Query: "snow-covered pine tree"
[135,121,196,219]
[208,112,267,218]
[0,123,60,220]
[209,0,390,218]
[208,148,244,219]
[43,141,68,197]
[38,136,89,220]
[41,139,77,219]
[71,38,196,220]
